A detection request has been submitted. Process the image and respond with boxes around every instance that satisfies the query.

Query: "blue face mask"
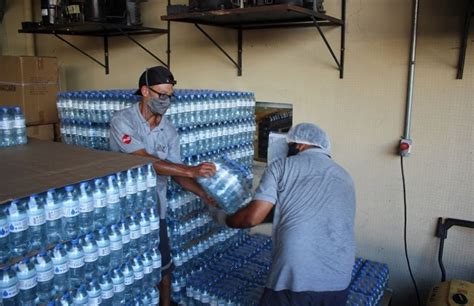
[148,96,170,115]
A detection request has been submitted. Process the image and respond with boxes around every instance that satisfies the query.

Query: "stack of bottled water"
[0,163,161,305]
[0,106,28,148]
[346,259,390,306]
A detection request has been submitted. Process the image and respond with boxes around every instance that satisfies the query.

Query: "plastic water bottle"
[7,199,29,257]
[146,164,158,210]
[0,266,19,305]
[62,186,80,240]
[142,251,154,289]
[27,194,47,252]
[125,169,137,216]
[118,220,131,259]
[99,273,114,306]
[59,290,74,305]
[149,207,160,249]
[0,107,13,147]
[78,182,94,235]
[16,258,37,306]
[150,247,162,285]
[116,172,127,220]
[45,189,63,245]
[108,224,123,268]
[92,179,107,230]
[34,251,55,303]
[50,243,69,293]
[81,232,99,280]
[0,209,10,263]
[72,284,88,305]
[131,256,144,295]
[136,167,147,213]
[96,227,111,275]
[128,215,141,258]
[111,267,125,305]
[106,175,121,224]
[86,278,102,305]
[67,238,85,289]
[139,210,151,253]
[150,286,160,306]
[12,107,27,145]
[121,260,135,304]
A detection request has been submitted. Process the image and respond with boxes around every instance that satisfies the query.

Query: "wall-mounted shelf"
[19,22,169,74]
[161,3,346,77]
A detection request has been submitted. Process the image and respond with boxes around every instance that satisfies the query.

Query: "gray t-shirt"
[109,103,181,219]
[253,148,356,292]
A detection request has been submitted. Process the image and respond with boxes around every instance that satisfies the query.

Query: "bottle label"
[152,258,161,269]
[126,184,137,195]
[1,284,19,299]
[0,221,9,237]
[13,119,25,129]
[152,297,159,305]
[79,198,94,213]
[121,232,130,244]
[134,270,144,280]
[29,212,46,226]
[119,187,126,198]
[9,218,29,233]
[130,229,141,240]
[107,192,120,204]
[53,262,69,275]
[88,296,102,305]
[150,220,159,231]
[140,224,150,236]
[137,180,147,192]
[94,197,107,208]
[113,283,125,293]
[69,257,85,269]
[18,276,37,290]
[84,251,99,263]
[0,120,12,130]
[63,206,79,218]
[124,274,134,285]
[147,177,157,188]
[110,239,122,251]
[37,269,54,282]
[144,265,153,275]
[98,246,111,256]
[102,288,113,300]
[45,206,62,221]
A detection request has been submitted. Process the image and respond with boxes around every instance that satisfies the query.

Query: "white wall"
[1,0,473,305]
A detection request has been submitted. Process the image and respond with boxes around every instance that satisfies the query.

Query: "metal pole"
[457,0,473,79]
[339,0,346,79]
[403,0,420,140]
[104,35,109,74]
[238,28,242,76]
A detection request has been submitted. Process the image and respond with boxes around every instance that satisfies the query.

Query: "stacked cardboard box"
[0,56,59,141]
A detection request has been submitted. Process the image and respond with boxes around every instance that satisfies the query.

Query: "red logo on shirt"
[122,134,131,144]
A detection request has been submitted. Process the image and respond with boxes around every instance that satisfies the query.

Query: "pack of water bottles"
[0,106,28,148]
[0,163,163,305]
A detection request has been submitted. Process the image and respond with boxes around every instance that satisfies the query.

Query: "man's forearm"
[132,149,194,178]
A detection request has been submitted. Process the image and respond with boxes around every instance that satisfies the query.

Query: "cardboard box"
[27,124,55,141]
[0,139,152,204]
[0,56,59,125]
[0,56,58,84]
[0,83,59,125]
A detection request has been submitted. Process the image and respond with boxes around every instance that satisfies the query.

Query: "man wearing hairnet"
[216,123,356,306]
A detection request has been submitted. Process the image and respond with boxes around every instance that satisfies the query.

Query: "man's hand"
[189,162,216,178]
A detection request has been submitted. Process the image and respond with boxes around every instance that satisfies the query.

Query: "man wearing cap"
[214,123,356,306]
[110,66,216,306]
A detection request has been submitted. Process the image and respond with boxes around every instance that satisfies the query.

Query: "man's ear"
[140,86,149,97]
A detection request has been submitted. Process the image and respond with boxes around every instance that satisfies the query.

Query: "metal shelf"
[161,3,346,77]
[19,22,170,74]
[457,0,474,79]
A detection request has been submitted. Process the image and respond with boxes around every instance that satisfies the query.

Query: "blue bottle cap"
[65,185,74,192]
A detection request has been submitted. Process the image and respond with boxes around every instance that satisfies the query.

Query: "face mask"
[148,96,170,115]
[287,143,299,157]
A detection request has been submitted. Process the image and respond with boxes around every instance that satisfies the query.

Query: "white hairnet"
[286,123,331,154]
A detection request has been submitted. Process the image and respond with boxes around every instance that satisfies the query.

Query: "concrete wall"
[2,0,473,305]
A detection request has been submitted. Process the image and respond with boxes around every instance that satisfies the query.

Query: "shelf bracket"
[457,0,473,79]
[310,16,344,78]
[195,24,243,76]
[54,33,109,74]
[116,27,168,67]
